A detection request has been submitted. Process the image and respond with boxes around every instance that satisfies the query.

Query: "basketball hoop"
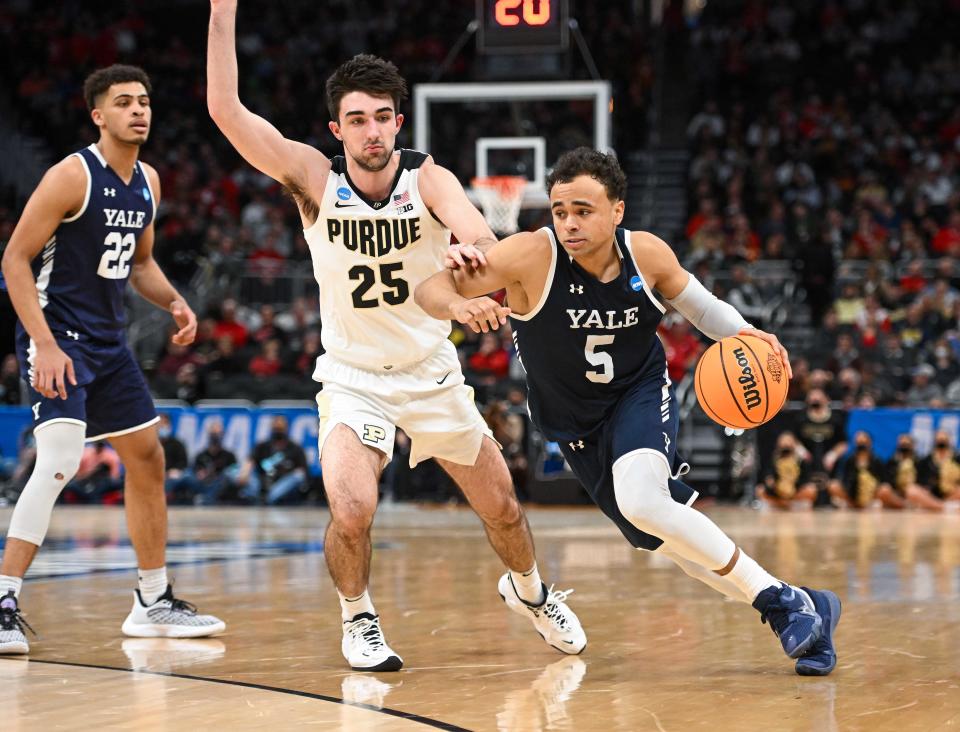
[471,176,527,235]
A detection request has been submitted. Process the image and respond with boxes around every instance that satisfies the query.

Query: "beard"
[350,142,393,172]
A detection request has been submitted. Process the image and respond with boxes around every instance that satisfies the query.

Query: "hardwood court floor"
[2,503,959,731]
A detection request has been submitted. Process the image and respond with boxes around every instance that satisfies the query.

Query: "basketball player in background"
[0,65,225,655]
[207,0,583,672]
[416,148,841,676]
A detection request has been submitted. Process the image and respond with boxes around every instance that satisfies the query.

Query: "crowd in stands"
[2,1,960,508]
[681,0,960,411]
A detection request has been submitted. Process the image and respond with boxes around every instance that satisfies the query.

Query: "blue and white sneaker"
[0,591,33,655]
[795,588,841,676]
[753,584,822,659]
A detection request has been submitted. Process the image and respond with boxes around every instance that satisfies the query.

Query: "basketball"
[694,334,789,430]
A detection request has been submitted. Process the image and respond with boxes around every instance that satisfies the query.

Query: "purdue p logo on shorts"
[363,425,387,444]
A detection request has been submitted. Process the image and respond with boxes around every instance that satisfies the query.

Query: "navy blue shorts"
[559,366,698,551]
[16,327,157,440]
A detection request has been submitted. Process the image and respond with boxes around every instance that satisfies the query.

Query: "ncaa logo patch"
[336,187,353,201]
[629,275,643,292]
[142,187,150,201]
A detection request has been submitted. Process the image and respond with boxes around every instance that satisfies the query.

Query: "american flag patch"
[393,191,410,206]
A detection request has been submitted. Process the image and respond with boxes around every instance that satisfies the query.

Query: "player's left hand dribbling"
[738,327,793,379]
[445,243,487,272]
[170,300,198,345]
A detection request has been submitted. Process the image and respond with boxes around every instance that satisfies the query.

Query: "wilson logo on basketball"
[766,353,783,383]
[733,347,762,410]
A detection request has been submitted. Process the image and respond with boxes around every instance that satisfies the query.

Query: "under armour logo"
[570,284,584,294]
[32,402,41,419]
[66,330,79,340]
[569,440,584,451]
[104,187,116,197]
[663,432,671,452]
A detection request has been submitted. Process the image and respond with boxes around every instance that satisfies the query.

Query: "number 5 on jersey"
[585,335,615,383]
[97,231,136,279]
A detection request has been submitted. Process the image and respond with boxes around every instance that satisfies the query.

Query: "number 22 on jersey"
[97,231,136,279]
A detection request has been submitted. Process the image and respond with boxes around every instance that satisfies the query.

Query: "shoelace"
[541,586,575,631]
[169,596,199,615]
[347,616,386,652]
[0,603,37,638]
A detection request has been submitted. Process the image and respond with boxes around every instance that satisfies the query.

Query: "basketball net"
[472,176,527,235]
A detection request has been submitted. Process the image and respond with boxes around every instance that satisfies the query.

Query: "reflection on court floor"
[2,504,960,730]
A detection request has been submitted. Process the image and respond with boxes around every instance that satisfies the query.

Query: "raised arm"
[417,160,498,269]
[634,230,792,377]
[1,157,86,399]
[129,165,197,345]
[207,0,329,192]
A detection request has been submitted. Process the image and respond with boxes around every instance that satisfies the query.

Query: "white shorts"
[314,340,494,468]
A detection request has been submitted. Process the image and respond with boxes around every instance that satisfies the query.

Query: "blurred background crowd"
[0,0,957,508]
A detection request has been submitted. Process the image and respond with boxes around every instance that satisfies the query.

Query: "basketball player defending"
[0,65,225,654]
[207,0,583,671]
[416,148,840,676]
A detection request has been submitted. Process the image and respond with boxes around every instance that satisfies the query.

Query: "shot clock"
[477,0,570,53]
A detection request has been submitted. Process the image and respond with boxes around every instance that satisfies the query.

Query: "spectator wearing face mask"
[233,415,308,505]
[793,389,848,483]
[917,430,960,505]
[157,413,200,503]
[827,431,891,509]
[190,421,238,505]
[756,431,817,509]
[884,434,944,511]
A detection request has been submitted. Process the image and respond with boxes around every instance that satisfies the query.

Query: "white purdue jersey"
[304,149,452,371]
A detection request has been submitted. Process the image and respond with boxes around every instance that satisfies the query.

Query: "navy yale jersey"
[510,226,668,441]
[26,144,155,343]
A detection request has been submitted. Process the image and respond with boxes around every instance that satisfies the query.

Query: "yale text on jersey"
[567,307,640,330]
[104,208,147,229]
[327,216,422,257]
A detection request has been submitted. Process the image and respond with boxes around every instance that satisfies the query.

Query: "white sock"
[725,549,782,602]
[0,575,23,598]
[510,564,546,605]
[138,566,168,605]
[339,589,376,621]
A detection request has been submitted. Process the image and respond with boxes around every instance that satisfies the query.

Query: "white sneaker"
[341,613,403,672]
[121,585,225,638]
[0,591,31,655]
[498,574,587,654]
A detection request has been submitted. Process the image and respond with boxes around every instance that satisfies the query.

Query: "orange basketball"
[694,334,789,429]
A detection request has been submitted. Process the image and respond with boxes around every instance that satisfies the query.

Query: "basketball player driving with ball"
[207,0,584,672]
[416,147,841,676]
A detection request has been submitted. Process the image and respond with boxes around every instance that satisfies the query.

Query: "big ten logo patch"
[363,425,387,443]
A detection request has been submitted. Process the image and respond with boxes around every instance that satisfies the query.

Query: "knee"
[476,483,523,529]
[612,451,675,533]
[330,496,377,539]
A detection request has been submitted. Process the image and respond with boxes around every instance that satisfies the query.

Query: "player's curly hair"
[326,54,408,121]
[546,147,627,201]
[83,65,152,110]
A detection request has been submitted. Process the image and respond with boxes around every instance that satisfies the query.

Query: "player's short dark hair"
[546,147,627,201]
[83,65,152,110]
[325,54,408,121]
